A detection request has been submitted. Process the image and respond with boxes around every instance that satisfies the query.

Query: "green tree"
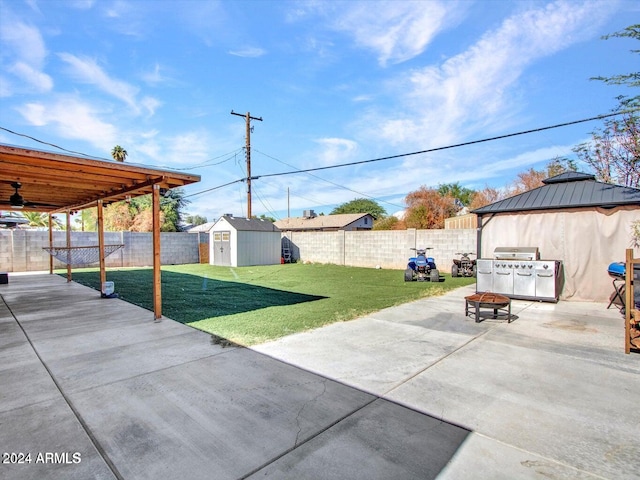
[22,212,62,229]
[252,214,276,223]
[437,182,475,207]
[330,198,386,220]
[127,188,189,232]
[373,215,400,230]
[185,214,208,226]
[159,188,189,231]
[75,208,97,231]
[111,145,128,162]
[591,24,640,109]
[576,24,640,187]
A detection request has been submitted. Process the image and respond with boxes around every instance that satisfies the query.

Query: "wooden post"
[152,185,162,320]
[97,201,106,291]
[48,214,53,274]
[66,211,72,282]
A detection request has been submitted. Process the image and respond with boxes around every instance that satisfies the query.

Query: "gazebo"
[0,143,200,319]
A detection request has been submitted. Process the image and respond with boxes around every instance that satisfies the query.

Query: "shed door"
[213,231,231,266]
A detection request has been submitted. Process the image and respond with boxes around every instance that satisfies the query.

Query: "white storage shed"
[209,215,281,267]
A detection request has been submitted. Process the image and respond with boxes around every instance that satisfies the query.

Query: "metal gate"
[213,231,231,266]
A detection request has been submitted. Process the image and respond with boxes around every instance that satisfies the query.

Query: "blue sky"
[0,0,637,222]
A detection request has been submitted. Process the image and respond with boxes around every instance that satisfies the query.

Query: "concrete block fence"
[0,230,201,272]
[282,228,476,272]
[0,229,475,273]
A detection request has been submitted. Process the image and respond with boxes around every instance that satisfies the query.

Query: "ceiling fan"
[8,182,57,209]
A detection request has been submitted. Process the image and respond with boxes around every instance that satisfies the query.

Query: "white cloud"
[371,0,617,146]
[9,62,53,92]
[18,97,119,151]
[140,96,162,117]
[314,137,359,166]
[159,131,215,165]
[58,53,138,107]
[69,0,95,9]
[228,47,267,58]
[0,14,53,94]
[140,63,176,86]
[331,1,459,66]
[58,53,159,116]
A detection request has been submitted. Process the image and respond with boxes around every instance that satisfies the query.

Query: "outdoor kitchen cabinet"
[476,248,562,302]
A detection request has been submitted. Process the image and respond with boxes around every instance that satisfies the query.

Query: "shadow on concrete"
[2,274,471,480]
[65,269,327,323]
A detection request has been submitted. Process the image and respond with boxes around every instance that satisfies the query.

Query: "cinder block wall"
[1,229,475,273]
[282,229,476,272]
[0,230,200,272]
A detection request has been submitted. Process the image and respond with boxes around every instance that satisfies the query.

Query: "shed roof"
[187,221,216,233]
[0,143,200,213]
[216,215,280,232]
[274,213,373,231]
[472,171,640,215]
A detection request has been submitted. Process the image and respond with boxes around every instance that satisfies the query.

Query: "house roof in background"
[215,215,281,232]
[275,213,373,231]
[0,143,200,213]
[472,171,640,215]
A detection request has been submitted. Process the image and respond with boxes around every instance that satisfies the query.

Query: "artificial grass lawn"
[65,263,475,346]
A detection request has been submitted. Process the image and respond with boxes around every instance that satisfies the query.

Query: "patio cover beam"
[0,143,200,321]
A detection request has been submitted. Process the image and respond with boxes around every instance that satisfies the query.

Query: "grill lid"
[493,247,539,260]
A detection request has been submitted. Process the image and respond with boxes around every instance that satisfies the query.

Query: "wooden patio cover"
[0,143,201,319]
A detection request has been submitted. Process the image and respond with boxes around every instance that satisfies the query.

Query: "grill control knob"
[543,264,548,269]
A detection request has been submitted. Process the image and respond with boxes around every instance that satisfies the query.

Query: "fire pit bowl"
[465,293,512,323]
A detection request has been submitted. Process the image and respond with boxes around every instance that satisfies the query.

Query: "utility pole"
[231,110,263,218]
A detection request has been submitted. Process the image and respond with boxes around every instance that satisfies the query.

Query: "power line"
[253,148,405,210]
[0,126,109,159]
[184,178,246,198]
[254,111,632,180]
[186,110,631,199]
[163,149,244,171]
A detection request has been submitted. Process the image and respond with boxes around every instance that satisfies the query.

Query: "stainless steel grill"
[493,247,539,261]
[476,247,562,302]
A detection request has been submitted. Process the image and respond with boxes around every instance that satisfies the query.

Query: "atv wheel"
[472,265,477,278]
[451,264,459,277]
[430,269,440,282]
[404,269,414,282]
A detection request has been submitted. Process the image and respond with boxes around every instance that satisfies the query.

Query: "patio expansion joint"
[64,346,241,396]
[1,293,125,480]
[381,325,496,398]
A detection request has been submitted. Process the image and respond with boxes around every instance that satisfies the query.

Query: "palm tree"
[111,145,128,162]
[21,212,62,229]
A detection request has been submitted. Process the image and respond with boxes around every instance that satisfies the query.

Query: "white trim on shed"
[209,215,281,267]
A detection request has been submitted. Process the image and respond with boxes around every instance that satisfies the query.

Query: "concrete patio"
[1,273,638,479]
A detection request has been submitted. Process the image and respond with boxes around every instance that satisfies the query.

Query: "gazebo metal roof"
[472,171,640,215]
